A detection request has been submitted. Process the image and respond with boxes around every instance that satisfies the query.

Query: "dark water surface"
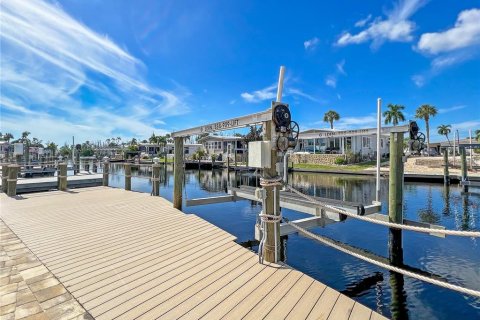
[108,164,480,319]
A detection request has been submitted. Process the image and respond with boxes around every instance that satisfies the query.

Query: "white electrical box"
[248,141,272,169]
[13,143,24,156]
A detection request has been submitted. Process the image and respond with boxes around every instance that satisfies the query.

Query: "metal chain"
[284,184,480,238]
[283,218,480,298]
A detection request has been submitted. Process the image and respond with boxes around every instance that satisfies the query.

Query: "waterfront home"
[164,143,203,157]
[199,135,246,158]
[0,141,9,160]
[298,127,392,159]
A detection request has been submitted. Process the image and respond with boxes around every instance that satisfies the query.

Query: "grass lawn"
[292,160,386,172]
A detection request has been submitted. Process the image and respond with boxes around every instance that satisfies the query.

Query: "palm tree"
[3,133,13,142]
[475,129,480,142]
[21,131,31,142]
[323,110,340,129]
[383,104,406,126]
[437,124,452,145]
[415,104,438,154]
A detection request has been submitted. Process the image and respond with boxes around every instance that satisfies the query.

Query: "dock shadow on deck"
[1,187,387,319]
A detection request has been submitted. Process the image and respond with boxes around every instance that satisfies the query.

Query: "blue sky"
[1,0,479,145]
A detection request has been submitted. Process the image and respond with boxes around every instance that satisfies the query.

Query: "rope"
[260,176,283,187]
[284,184,480,238]
[283,218,480,298]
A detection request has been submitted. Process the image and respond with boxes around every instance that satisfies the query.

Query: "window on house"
[362,137,371,148]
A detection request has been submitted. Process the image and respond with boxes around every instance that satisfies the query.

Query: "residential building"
[199,135,246,157]
[298,127,393,158]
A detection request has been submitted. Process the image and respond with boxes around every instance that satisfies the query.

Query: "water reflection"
[418,187,441,224]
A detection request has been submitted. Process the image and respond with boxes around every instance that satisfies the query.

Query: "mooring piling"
[6,165,19,197]
[124,163,132,191]
[443,148,450,185]
[102,158,109,187]
[57,162,67,191]
[152,158,160,196]
[2,165,9,193]
[460,147,468,193]
[388,131,404,265]
[173,137,184,210]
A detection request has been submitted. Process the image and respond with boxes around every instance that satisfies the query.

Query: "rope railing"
[283,217,480,298]
[284,184,480,238]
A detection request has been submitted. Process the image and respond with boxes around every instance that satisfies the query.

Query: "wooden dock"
[1,187,387,319]
[0,174,103,194]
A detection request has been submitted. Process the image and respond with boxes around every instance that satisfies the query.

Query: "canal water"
[108,164,480,319]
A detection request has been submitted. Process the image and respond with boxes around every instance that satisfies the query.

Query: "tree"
[475,129,480,142]
[437,124,452,145]
[383,104,406,126]
[46,142,58,158]
[415,104,437,154]
[59,144,72,157]
[323,110,340,129]
[21,131,31,141]
[3,133,13,142]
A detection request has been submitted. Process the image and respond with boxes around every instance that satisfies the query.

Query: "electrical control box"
[248,141,272,168]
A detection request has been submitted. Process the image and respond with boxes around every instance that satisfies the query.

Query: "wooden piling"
[124,163,132,191]
[262,120,281,263]
[388,131,404,265]
[57,163,67,191]
[75,151,80,175]
[173,137,184,210]
[2,165,9,193]
[460,147,468,192]
[152,164,160,196]
[102,160,109,187]
[443,148,450,185]
[7,165,19,197]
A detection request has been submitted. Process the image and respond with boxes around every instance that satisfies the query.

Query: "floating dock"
[1,187,386,319]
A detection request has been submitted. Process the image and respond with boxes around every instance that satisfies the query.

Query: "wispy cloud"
[304,37,319,51]
[325,60,347,88]
[438,105,466,114]
[0,0,189,143]
[241,81,321,103]
[336,0,427,49]
[412,8,480,87]
[314,113,378,130]
[354,15,372,28]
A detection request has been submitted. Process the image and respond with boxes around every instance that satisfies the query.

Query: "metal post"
[7,165,19,197]
[443,148,450,185]
[152,163,161,196]
[57,163,67,191]
[102,158,109,186]
[173,137,184,210]
[388,131,404,265]
[124,163,131,191]
[469,129,473,170]
[460,147,468,193]
[376,98,382,203]
[2,165,9,193]
[453,131,456,167]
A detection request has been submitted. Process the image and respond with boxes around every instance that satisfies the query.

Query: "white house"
[0,141,9,160]
[199,135,246,157]
[298,127,393,158]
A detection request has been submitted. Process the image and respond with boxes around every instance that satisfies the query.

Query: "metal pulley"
[408,120,425,152]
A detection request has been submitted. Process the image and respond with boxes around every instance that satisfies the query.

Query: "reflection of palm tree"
[418,186,440,224]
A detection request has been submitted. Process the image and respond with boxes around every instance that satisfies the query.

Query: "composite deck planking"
[0,186,387,319]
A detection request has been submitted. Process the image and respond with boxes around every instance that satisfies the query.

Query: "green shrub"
[335,157,346,165]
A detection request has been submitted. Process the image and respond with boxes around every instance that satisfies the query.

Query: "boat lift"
[171,67,446,263]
